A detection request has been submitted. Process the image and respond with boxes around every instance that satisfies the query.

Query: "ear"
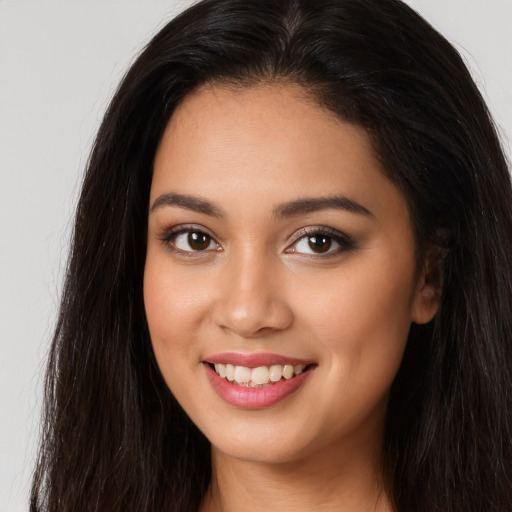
[411,241,447,325]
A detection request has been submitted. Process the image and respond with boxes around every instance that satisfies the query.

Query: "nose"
[212,252,294,339]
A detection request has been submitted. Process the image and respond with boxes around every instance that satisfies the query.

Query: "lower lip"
[204,363,315,409]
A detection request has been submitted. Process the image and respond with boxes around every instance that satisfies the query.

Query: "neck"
[200,436,392,512]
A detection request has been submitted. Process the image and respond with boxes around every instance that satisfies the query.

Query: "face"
[144,84,438,465]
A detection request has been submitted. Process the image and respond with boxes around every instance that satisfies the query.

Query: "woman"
[31,0,512,511]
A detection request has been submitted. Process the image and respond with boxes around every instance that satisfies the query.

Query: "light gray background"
[0,1,510,511]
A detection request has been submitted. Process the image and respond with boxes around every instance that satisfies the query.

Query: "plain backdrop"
[0,1,510,511]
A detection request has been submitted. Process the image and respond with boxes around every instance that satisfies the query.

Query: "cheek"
[143,256,210,382]
[145,249,210,328]
[295,255,415,394]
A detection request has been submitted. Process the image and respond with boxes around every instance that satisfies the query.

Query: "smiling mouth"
[207,362,312,387]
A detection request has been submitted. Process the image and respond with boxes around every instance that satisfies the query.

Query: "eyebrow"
[150,192,225,217]
[273,196,373,219]
[150,192,373,219]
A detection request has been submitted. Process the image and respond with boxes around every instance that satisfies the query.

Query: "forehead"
[151,83,404,222]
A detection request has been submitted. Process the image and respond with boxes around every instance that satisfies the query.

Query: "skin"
[144,84,440,512]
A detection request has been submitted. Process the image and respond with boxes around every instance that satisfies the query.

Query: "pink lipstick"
[203,353,316,409]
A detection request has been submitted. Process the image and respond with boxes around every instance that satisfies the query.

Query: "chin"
[211,432,312,465]
[199,411,332,465]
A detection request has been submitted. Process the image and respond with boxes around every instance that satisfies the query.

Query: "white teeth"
[225,364,235,382]
[293,364,306,376]
[251,366,270,385]
[269,365,283,382]
[214,363,226,378]
[211,362,308,386]
[234,365,252,384]
[282,364,294,379]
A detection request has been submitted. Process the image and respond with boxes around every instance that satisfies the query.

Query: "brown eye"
[188,232,211,250]
[288,229,349,256]
[307,235,332,253]
[172,231,216,252]
[308,235,332,254]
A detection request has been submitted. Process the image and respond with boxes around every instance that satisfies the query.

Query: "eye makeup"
[157,222,357,261]
[158,223,221,257]
[285,225,357,257]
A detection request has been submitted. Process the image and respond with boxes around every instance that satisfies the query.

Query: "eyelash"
[286,226,356,257]
[159,224,221,257]
[159,224,356,258]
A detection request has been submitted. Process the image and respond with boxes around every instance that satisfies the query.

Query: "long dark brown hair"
[31,0,512,510]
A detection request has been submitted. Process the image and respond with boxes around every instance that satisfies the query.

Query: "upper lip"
[203,352,315,368]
